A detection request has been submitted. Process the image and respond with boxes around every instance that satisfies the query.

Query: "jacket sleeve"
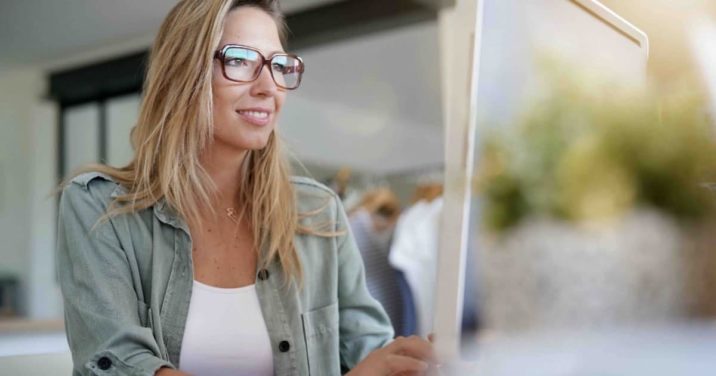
[334,196,395,370]
[56,181,174,376]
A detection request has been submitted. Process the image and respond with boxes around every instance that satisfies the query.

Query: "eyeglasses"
[214,44,305,90]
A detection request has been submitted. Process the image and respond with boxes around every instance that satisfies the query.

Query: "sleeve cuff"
[86,350,175,376]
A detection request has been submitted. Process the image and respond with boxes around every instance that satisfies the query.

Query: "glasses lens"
[223,47,261,81]
[270,55,304,89]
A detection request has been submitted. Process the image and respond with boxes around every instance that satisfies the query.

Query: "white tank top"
[179,281,274,376]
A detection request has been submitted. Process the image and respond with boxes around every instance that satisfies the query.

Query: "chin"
[215,125,275,152]
[246,142,270,151]
[240,136,273,151]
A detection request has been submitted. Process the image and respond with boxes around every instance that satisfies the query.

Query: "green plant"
[477,76,716,232]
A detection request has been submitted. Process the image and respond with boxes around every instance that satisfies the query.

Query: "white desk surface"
[450,323,716,375]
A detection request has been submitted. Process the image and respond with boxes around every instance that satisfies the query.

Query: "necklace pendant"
[226,207,240,225]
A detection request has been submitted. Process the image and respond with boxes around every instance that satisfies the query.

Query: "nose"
[250,63,279,97]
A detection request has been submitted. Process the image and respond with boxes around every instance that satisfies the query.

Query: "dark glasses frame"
[213,44,305,90]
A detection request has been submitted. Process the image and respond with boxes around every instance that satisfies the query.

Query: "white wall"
[26,100,62,320]
[0,68,47,317]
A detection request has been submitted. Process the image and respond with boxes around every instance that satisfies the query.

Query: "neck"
[200,144,249,212]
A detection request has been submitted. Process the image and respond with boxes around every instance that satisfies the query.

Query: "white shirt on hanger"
[389,197,443,336]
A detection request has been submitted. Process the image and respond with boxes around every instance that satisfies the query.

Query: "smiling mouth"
[237,109,272,126]
[238,110,269,119]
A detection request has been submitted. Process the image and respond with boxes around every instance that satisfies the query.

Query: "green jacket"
[57,172,393,376]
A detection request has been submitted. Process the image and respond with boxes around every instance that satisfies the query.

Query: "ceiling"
[0,0,341,69]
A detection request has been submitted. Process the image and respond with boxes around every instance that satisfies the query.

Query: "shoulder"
[60,171,125,212]
[290,176,351,231]
[68,171,120,191]
[290,175,337,199]
[290,175,341,211]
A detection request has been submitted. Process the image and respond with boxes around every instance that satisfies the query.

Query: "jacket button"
[97,357,112,370]
[257,269,270,281]
[278,340,290,352]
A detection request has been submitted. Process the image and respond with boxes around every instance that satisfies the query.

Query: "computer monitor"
[434,0,649,364]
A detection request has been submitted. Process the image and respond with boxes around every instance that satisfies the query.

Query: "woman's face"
[211,6,286,153]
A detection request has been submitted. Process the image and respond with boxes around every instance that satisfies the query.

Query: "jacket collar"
[152,199,190,234]
[110,184,190,234]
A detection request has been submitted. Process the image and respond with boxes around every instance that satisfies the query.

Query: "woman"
[57,0,435,375]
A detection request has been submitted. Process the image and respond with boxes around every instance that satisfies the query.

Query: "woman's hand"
[155,367,191,376]
[347,335,437,376]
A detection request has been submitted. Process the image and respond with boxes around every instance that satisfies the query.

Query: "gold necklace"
[225,208,243,240]
[225,208,240,224]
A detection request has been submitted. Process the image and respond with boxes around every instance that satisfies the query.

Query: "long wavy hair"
[75,0,313,285]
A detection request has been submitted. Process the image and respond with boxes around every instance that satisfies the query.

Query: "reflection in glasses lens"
[222,46,303,89]
[270,55,302,89]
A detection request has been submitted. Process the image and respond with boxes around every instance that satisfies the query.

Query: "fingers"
[385,354,429,375]
[388,336,437,364]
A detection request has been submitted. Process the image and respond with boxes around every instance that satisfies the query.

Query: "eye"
[226,58,250,67]
[272,62,288,73]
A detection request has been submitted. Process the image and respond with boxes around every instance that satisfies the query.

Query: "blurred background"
[1,0,716,374]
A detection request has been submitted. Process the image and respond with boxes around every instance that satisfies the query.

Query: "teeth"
[239,110,269,119]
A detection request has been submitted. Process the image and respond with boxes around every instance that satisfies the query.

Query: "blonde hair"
[73,0,308,285]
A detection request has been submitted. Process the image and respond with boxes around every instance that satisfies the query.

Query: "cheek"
[212,86,245,118]
[275,92,287,113]
[211,97,229,130]
[211,101,237,140]
[213,94,232,117]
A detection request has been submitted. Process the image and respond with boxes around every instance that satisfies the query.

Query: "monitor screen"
[474,0,648,128]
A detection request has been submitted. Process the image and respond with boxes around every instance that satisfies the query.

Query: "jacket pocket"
[301,303,340,376]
